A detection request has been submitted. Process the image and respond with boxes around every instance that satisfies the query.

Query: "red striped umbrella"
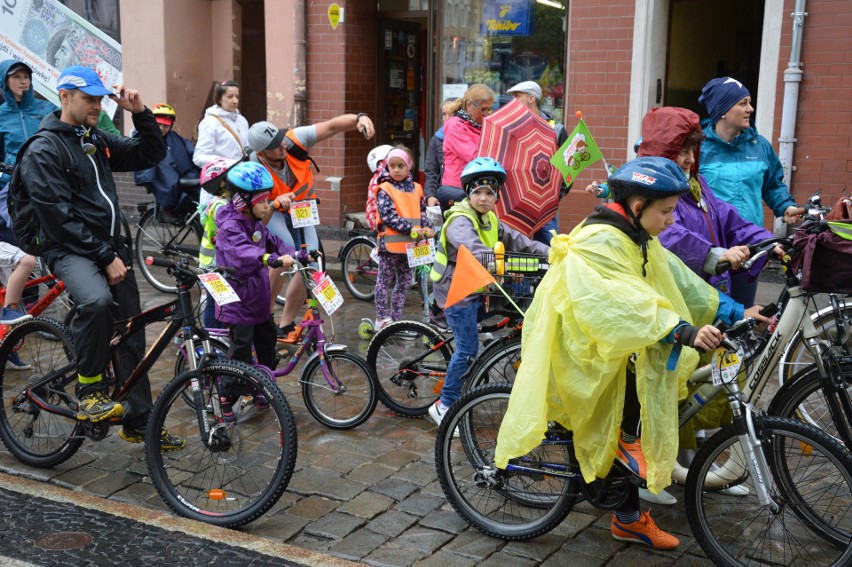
[478,98,561,237]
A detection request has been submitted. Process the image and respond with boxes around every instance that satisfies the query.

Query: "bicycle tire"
[366,320,452,417]
[300,350,378,429]
[0,318,83,467]
[435,384,578,540]
[174,336,230,409]
[685,416,852,566]
[462,335,522,393]
[778,298,851,384]
[135,207,202,293]
[146,361,297,528]
[340,236,378,301]
[769,360,852,449]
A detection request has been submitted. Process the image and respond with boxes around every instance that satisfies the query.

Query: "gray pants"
[53,253,153,430]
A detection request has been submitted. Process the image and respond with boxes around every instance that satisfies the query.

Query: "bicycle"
[0,256,298,528]
[339,229,378,302]
[0,265,73,341]
[176,249,378,430]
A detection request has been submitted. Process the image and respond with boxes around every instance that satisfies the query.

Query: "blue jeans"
[440,300,482,407]
[534,217,558,246]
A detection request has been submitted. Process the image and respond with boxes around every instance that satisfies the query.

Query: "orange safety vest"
[283,129,318,201]
[377,181,424,253]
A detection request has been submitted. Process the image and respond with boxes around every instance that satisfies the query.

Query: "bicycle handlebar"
[715,236,792,275]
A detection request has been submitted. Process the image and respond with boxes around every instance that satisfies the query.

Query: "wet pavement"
[0,231,787,566]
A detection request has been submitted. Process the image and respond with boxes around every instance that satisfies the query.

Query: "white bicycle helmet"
[367,144,394,173]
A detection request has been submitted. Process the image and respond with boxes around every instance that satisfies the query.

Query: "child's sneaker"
[611,510,680,549]
[615,435,647,480]
[638,487,677,506]
[6,351,32,370]
[428,400,449,426]
[0,306,27,324]
[376,317,392,331]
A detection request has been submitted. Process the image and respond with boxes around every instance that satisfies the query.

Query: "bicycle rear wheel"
[685,416,852,566]
[146,361,297,528]
[340,236,378,301]
[300,350,377,429]
[0,318,82,467]
[462,335,521,393]
[135,207,202,293]
[435,384,578,540]
[366,320,451,417]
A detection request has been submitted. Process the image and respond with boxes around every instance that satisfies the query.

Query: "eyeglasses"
[479,105,494,115]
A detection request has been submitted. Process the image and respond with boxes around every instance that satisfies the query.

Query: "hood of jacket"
[638,107,702,173]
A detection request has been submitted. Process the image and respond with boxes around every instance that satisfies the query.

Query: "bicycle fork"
[728,393,779,512]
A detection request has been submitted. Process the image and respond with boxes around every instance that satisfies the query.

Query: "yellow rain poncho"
[494,223,719,494]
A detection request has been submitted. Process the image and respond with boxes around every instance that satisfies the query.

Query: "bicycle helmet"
[460,157,507,198]
[367,144,393,173]
[606,156,689,203]
[200,157,239,194]
[151,103,177,126]
[227,162,273,214]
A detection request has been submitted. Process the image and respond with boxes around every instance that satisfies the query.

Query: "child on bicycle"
[428,157,549,426]
[366,144,393,232]
[374,145,433,330]
[214,162,294,401]
[495,157,767,550]
[197,156,239,328]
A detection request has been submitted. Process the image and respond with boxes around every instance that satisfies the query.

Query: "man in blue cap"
[17,66,184,450]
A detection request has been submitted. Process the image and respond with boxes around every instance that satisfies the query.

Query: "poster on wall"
[481,0,533,37]
[0,0,123,116]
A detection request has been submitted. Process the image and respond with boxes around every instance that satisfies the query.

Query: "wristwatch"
[356,112,368,123]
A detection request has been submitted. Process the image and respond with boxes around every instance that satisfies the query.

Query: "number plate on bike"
[199,273,241,306]
[711,347,744,386]
[313,273,344,315]
[406,239,435,267]
[290,200,320,228]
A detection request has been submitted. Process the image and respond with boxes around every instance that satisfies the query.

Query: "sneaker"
[119,426,186,452]
[428,400,448,426]
[6,351,32,370]
[376,317,392,331]
[77,391,124,422]
[615,436,648,480]
[638,487,677,506]
[611,510,680,549]
[0,306,27,324]
[277,322,296,338]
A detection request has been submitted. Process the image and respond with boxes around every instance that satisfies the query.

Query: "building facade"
[111,0,848,231]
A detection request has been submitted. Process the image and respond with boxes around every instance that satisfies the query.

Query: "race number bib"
[290,200,320,228]
[369,245,380,265]
[313,273,344,315]
[199,273,241,306]
[406,239,435,267]
[710,347,744,386]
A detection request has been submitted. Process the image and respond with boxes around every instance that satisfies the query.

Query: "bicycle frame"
[0,274,66,340]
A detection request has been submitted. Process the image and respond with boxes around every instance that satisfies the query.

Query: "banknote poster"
[0,0,122,116]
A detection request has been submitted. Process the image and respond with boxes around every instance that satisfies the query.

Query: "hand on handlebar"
[675,323,723,352]
[410,227,435,239]
[743,304,770,331]
[783,205,806,224]
[269,255,295,270]
[718,245,751,271]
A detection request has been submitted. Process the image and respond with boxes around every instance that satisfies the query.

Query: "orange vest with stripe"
[283,129,317,201]
[377,181,424,253]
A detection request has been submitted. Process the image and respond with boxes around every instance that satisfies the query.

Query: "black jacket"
[423,128,445,200]
[20,108,165,269]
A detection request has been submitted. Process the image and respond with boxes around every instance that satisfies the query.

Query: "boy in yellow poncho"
[494,157,765,550]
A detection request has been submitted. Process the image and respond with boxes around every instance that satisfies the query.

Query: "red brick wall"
[305,1,378,226]
[558,0,636,231]
[775,0,851,207]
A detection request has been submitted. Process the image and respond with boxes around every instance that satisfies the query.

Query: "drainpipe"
[776,0,807,236]
[292,0,307,126]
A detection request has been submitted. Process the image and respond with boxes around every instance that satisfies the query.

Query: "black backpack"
[8,132,79,256]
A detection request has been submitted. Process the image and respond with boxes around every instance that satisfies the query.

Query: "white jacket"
[193,105,249,168]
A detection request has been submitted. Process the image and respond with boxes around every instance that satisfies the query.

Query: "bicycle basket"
[790,224,852,293]
[479,251,549,314]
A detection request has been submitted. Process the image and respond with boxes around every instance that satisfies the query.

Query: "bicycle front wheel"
[146,361,297,528]
[685,416,852,566]
[366,320,451,417]
[174,336,230,409]
[436,384,578,540]
[135,207,202,293]
[340,236,378,301]
[300,350,377,429]
[0,318,82,467]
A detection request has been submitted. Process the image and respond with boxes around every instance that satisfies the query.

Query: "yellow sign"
[328,4,341,30]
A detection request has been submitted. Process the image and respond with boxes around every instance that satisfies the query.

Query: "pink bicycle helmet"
[200,157,239,194]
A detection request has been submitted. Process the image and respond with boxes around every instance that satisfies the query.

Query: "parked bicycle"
[339,229,378,302]
[0,256,298,528]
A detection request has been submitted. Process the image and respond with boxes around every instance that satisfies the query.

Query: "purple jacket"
[214,203,295,325]
[658,174,773,294]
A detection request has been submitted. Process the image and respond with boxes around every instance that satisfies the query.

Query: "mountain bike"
[175,250,378,430]
[0,257,298,528]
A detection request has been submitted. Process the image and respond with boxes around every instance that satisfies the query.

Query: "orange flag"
[445,245,496,309]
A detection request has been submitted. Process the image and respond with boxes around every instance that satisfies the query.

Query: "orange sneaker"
[611,510,680,550]
[616,436,647,480]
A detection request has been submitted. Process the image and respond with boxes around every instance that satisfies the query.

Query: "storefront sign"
[0,0,122,116]
[481,0,533,36]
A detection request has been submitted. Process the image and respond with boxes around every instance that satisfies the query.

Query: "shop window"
[441,0,566,121]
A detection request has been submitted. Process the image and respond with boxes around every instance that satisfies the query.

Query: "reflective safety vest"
[377,181,425,253]
[283,129,319,201]
[199,197,227,267]
[430,208,499,282]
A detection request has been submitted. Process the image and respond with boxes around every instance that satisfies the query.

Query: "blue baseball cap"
[56,65,114,96]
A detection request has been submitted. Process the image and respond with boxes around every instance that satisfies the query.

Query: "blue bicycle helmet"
[607,156,689,203]
[460,157,507,198]
[227,161,274,193]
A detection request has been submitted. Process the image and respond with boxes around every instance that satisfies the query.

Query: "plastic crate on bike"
[479,250,549,314]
